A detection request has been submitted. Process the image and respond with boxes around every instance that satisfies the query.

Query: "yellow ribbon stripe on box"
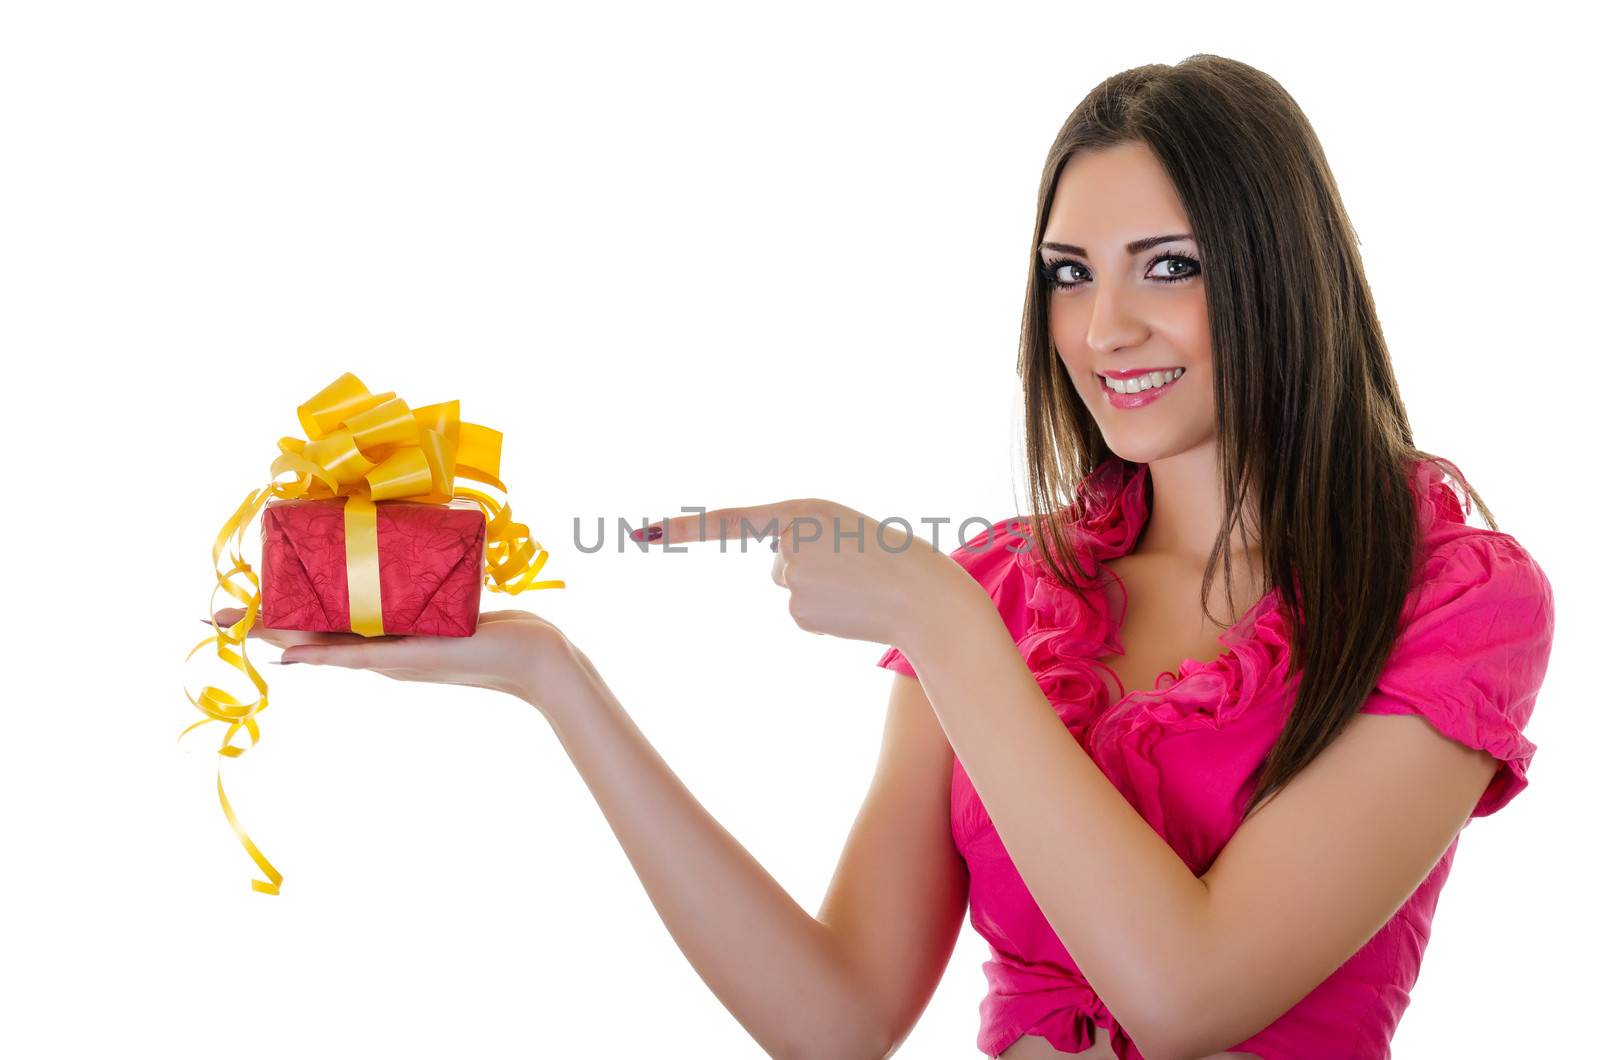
[182,372,565,895]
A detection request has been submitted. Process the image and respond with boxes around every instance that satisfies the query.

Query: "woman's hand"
[204,607,590,714]
[638,497,968,648]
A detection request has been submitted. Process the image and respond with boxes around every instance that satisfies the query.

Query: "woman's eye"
[1151,254,1200,281]
[1050,261,1089,286]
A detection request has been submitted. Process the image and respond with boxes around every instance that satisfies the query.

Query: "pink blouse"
[876,456,1554,1059]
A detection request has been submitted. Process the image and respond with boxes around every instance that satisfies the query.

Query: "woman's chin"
[1099,428,1213,466]
[1095,429,1160,463]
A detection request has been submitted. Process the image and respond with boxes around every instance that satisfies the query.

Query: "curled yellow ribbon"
[182,372,566,895]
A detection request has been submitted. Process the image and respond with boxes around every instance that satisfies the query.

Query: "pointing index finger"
[646,501,802,545]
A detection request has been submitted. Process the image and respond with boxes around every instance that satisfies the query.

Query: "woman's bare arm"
[532,645,885,1059]
[817,673,969,1056]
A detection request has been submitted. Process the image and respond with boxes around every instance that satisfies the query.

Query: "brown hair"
[1016,54,1497,820]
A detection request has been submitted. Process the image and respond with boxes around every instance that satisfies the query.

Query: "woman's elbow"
[1118,991,1254,1060]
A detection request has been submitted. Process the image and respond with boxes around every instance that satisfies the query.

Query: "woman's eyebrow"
[1038,233,1194,258]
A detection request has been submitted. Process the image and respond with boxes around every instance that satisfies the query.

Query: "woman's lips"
[1098,370,1182,410]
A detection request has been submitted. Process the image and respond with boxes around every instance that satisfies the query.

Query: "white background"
[2,2,1592,1057]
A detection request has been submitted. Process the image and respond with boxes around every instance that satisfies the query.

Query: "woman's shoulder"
[946,514,1035,569]
[1405,455,1553,609]
[1363,457,1556,817]
[945,515,1036,626]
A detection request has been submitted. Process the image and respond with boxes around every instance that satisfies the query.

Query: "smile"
[1097,367,1184,409]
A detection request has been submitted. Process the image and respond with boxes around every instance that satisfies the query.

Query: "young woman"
[213,55,1555,1059]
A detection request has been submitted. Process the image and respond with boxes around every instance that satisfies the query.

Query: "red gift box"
[260,496,488,637]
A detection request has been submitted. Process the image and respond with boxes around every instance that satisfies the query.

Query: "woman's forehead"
[1044,144,1191,248]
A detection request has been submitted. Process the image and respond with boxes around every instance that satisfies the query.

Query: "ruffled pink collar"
[1009,456,1468,756]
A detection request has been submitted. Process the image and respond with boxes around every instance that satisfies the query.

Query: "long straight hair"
[1017,54,1497,820]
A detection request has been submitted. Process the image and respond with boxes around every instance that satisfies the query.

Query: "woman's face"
[1040,141,1216,464]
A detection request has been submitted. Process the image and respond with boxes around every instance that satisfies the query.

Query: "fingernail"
[630,525,663,542]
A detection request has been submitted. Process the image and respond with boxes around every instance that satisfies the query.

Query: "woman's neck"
[1137,443,1263,567]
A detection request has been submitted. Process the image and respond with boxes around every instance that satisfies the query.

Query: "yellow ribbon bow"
[182,372,565,895]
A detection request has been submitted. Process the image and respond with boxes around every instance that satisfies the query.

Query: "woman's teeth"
[1099,367,1184,394]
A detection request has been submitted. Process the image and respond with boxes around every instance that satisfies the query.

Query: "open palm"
[206,607,573,702]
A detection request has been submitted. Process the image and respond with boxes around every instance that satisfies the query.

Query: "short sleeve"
[876,516,1033,679]
[1358,533,1555,818]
